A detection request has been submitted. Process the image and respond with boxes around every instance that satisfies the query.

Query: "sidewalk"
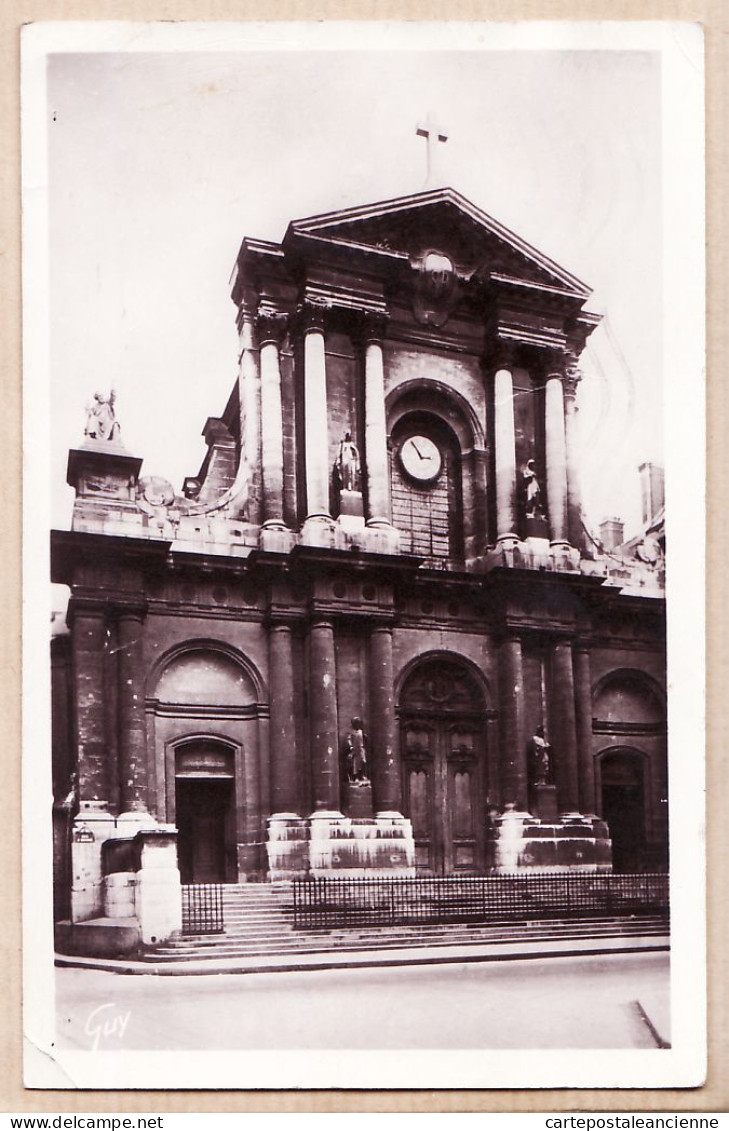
[55,929,669,978]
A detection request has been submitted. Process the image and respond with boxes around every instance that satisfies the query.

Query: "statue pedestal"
[338,489,365,534]
[342,780,373,818]
[525,515,550,539]
[532,783,559,821]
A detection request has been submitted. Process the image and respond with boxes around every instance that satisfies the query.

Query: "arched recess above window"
[593,669,665,733]
[386,378,484,453]
[151,644,260,707]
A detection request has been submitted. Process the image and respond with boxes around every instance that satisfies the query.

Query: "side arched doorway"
[175,740,238,883]
[599,749,647,873]
[399,657,488,874]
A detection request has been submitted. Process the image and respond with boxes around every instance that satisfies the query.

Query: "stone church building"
[51,186,667,945]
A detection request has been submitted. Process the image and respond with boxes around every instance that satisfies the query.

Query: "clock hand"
[411,440,425,459]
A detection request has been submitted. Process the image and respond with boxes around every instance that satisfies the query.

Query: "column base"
[259,523,295,553]
[266,814,310,880]
[362,523,400,554]
[301,514,337,548]
[489,807,612,872]
[308,811,415,877]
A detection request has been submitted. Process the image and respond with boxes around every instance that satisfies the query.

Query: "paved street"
[55,952,669,1051]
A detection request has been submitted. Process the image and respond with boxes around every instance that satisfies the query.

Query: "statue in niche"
[336,431,361,493]
[345,717,369,784]
[85,389,120,442]
[522,459,544,519]
[530,726,552,786]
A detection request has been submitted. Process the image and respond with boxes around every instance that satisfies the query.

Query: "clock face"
[400,435,443,483]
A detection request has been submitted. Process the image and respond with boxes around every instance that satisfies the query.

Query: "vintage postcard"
[22,21,705,1091]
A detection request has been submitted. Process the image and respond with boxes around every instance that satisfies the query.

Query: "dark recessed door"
[600,752,646,873]
[400,660,486,874]
[176,778,233,884]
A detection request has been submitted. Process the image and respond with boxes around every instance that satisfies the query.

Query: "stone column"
[369,624,401,814]
[545,358,569,547]
[498,634,529,811]
[550,640,581,815]
[268,622,299,815]
[70,603,109,805]
[257,310,288,528]
[362,315,392,527]
[116,608,149,815]
[493,348,518,543]
[236,296,261,523]
[573,643,597,815]
[308,617,341,813]
[563,366,584,549]
[301,303,331,522]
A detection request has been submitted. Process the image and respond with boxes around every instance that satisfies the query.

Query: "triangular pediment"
[286,188,591,299]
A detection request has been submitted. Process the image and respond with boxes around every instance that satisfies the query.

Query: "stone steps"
[159,882,670,964]
[158,915,668,963]
[147,931,668,962]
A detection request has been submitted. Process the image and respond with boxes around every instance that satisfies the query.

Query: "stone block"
[55,918,141,958]
[103,871,136,918]
[135,867,182,945]
[70,806,115,922]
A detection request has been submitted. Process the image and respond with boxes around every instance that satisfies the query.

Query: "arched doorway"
[150,642,264,880]
[399,657,487,874]
[175,740,237,883]
[599,749,646,873]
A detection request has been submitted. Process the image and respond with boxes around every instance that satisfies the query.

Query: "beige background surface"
[4,0,724,1113]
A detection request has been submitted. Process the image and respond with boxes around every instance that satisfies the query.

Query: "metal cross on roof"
[416,113,449,188]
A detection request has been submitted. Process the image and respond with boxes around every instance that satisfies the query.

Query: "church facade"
[51,188,668,940]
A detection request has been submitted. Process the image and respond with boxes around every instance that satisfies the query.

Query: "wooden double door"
[400,659,487,874]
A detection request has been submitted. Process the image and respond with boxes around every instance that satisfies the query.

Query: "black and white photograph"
[22,20,705,1091]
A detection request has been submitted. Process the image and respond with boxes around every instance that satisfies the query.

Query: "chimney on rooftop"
[599,517,624,552]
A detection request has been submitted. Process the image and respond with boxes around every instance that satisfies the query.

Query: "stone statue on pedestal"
[345,717,369,783]
[530,726,552,785]
[522,459,543,519]
[336,431,360,493]
[85,390,120,442]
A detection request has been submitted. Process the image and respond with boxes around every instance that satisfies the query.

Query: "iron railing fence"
[292,873,670,931]
[181,883,225,935]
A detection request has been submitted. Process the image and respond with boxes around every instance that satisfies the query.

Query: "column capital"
[296,300,329,335]
[309,614,334,631]
[485,339,518,373]
[266,614,298,633]
[66,596,107,628]
[358,311,390,345]
[256,308,289,347]
[541,349,569,382]
[235,287,260,334]
[562,356,582,399]
[369,619,394,635]
[112,600,148,623]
